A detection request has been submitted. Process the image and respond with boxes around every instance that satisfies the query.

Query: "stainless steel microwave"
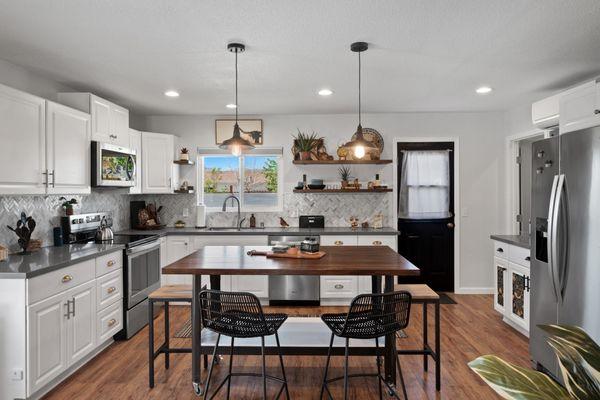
[91,141,136,187]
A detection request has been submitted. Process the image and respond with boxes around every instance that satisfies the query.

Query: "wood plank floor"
[43,294,529,399]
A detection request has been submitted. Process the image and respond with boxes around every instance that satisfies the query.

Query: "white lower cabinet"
[97,301,123,344]
[491,240,531,335]
[27,279,96,394]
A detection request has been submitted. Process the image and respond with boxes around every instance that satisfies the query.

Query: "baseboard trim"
[454,287,494,295]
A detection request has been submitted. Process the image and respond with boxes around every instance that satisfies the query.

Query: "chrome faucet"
[222,194,246,230]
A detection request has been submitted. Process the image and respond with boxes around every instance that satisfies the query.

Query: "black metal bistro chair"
[199,289,290,400]
[320,291,412,400]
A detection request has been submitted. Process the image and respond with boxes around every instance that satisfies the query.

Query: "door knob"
[447,222,455,229]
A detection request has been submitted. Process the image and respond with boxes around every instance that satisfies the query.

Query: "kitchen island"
[163,245,419,396]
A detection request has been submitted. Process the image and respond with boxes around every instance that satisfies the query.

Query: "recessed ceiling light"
[226,103,237,109]
[318,88,333,96]
[476,86,493,94]
[164,90,180,97]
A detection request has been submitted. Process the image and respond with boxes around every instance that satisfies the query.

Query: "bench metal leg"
[423,302,428,372]
[148,299,155,388]
[435,300,441,391]
[164,301,170,370]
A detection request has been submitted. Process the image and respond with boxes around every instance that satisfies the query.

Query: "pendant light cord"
[235,49,239,123]
[358,50,361,126]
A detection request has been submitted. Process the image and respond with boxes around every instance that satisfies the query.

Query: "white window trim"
[197,151,283,213]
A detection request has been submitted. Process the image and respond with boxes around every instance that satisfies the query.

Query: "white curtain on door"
[398,150,450,219]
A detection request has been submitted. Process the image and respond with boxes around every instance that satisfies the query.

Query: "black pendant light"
[220,42,254,156]
[344,42,377,159]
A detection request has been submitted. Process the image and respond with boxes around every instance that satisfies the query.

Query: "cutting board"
[247,250,326,259]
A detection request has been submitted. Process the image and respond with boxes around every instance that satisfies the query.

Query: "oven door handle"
[126,241,160,255]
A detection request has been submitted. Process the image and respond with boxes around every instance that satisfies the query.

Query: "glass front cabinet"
[507,262,530,331]
[493,257,508,314]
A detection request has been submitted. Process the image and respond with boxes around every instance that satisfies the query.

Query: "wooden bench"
[148,285,208,388]
[394,284,441,391]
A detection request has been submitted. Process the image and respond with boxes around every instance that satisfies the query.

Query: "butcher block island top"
[162,245,420,276]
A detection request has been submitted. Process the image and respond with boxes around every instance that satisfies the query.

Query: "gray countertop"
[116,226,400,236]
[490,234,531,249]
[0,243,124,279]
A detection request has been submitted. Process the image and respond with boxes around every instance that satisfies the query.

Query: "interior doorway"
[396,141,455,292]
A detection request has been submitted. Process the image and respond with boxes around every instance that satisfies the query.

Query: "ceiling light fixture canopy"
[344,42,377,159]
[219,42,254,156]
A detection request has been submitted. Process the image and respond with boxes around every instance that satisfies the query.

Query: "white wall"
[142,111,508,292]
[0,58,74,100]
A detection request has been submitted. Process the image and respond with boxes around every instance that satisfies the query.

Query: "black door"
[397,142,455,292]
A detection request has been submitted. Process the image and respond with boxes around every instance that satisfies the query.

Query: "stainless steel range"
[61,213,161,339]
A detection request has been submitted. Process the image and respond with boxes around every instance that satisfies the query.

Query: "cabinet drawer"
[95,251,123,277]
[320,276,357,298]
[509,245,531,268]
[493,241,508,259]
[28,260,95,305]
[357,235,397,250]
[97,301,122,343]
[321,236,357,246]
[96,269,122,311]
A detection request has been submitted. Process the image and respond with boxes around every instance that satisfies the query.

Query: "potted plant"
[293,130,319,160]
[179,147,189,161]
[469,324,600,399]
[59,197,78,216]
[339,165,351,188]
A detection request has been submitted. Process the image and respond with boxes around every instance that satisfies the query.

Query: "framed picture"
[215,119,263,145]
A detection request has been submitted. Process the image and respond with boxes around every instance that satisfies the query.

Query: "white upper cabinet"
[141,131,175,193]
[128,129,142,194]
[46,101,91,195]
[0,83,46,194]
[559,80,600,134]
[58,93,130,147]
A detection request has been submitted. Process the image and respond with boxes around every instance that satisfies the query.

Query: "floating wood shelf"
[174,189,195,194]
[292,159,392,165]
[293,188,392,194]
[174,160,195,165]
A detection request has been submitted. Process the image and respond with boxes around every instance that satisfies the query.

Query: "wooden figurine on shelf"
[349,216,359,229]
[279,217,290,228]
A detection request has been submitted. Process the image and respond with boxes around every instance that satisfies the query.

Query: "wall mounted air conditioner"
[532,93,560,128]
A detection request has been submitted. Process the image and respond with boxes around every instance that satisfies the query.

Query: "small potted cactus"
[179,147,189,161]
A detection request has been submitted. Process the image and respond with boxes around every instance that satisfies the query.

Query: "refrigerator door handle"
[554,174,568,300]
[547,174,560,301]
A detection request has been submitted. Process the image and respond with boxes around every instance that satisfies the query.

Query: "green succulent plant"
[338,165,352,181]
[469,325,600,400]
[293,130,320,152]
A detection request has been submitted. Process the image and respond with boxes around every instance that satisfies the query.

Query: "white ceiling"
[1,0,600,115]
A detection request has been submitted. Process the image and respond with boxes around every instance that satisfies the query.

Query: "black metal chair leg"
[202,333,221,400]
[275,332,290,400]
[148,299,155,388]
[319,333,335,400]
[396,354,408,400]
[226,337,234,400]
[261,336,268,400]
[164,301,170,370]
[375,337,383,400]
[343,337,350,400]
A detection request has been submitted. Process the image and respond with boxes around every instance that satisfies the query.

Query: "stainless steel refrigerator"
[530,126,600,378]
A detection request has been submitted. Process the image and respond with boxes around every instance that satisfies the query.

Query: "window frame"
[197,152,283,213]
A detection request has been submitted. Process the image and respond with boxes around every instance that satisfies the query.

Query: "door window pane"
[243,156,279,208]
[203,156,239,208]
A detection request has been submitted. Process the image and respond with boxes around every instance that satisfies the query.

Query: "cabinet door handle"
[372,240,382,246]
[496,248,504,253]
[71,297,76,317]
[107,286,116,294]
[525,256,531,262]
[108,318,117,327]
[62,274,73,283]
[334,240,343,245]
[524,275,530,292]
[64,300,71,319]
[334,284,344,289]
[595,109,600,114]
[107,260,116,267]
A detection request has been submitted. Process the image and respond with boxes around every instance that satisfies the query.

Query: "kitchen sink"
[208,226,266,231]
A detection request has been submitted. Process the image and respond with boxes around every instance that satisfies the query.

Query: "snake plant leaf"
[469,355,570,400]
[539,325,600,399]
